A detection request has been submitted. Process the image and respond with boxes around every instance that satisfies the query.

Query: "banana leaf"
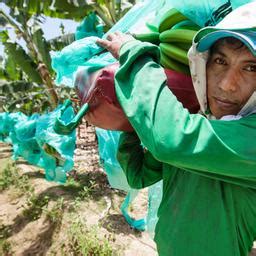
[4,42,43,84]
[0,67,8,80]
[48,33,75,51]
[0,81,33,94]
[0,16,7,26]
[0,31,8,44]
[4,54,21,81]
[32,25,53,73]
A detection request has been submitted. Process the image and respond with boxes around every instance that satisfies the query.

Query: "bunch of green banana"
[159,27,198,74]
[133,8,201,75]
[158,9,200,74]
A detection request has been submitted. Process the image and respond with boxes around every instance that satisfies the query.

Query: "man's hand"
[96,32,134,59]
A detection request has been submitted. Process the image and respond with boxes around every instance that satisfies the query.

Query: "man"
[97,2,256,255]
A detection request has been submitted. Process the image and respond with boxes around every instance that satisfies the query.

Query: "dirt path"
[0,124,157,255]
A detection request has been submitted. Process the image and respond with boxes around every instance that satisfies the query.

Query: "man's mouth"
[213,96,238,108]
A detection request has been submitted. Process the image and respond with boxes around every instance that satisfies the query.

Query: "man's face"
[206,39,256,119]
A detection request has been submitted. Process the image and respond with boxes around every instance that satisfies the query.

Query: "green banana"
[171,20,201,30]
[134,32,160,44]
[160,29,197,44]
[173,42,192,51]
[158,8,187,33]
[160,43,189,65]
[160,51,190,74]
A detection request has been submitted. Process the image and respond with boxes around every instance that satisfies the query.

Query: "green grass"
[44,197,64,227]
[66,219,117,256]
[0,238,12,255]
[77,181,97,200]
[63,177,99,211]
[0,160,32,196]
[22,192,49,221]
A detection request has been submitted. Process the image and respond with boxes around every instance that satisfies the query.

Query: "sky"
[0,3,79,56]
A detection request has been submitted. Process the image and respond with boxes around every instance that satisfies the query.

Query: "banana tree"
[0,8,59,109]
[0,0,137,114]
[0,79,76,115]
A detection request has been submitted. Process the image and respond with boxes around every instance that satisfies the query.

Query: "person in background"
[97,3,256,255]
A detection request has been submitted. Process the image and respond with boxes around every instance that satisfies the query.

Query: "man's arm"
[117,132,162,189]
[114,39,256,187]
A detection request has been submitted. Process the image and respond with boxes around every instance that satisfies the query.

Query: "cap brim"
[195,28,256,55]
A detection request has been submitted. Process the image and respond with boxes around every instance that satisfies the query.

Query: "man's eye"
[214,57,226,65]
[244,65,256,72]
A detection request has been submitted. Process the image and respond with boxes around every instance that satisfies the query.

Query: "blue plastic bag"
[51,36,110,87]
[0,103,76,183]
[35,104,76,182]
[95,128,129,191]
[96,127,146,231]
[75,12,104,40]
[146,181,163,237]
[0,112,27,143]
[171,0,254,26]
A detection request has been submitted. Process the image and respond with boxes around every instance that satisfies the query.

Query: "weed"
[78,181,97,200]
[66,176,81,188]
[66,219,117,256]
[61,176,83,195]
[0,224,12,240]
[68,180,98,212]
[0,161,32,196]
[22,192,49,221]
[72,197,82,211]
[0,163,13,191]
[0,238,12,255]
[44,197,64,226]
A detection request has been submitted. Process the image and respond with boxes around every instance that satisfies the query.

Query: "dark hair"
[209,37,245,55]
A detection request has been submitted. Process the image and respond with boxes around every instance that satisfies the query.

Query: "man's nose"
[219,68,238,92]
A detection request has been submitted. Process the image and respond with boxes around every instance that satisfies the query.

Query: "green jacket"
[115,40,256,256]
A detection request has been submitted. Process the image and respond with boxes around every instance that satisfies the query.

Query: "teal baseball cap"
[196,29,256,55]
[194,2,256,55]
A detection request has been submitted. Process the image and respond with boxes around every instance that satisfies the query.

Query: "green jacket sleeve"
[117,132,162,189]
[114,40,256,186]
